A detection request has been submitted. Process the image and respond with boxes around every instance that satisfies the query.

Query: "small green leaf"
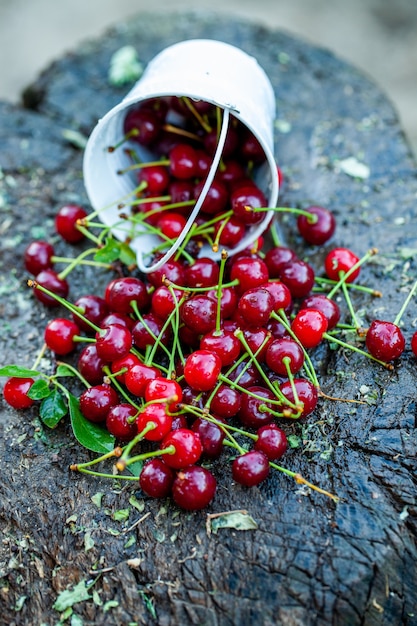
[0,365,40,378]
[55,364,76,378]
[126,459,143,477]
[103,600,119,612]
[91,492,104,509]
[210,511,258,534]
[40,388,68,428]
[68,394,115,454]
[129,494,145,512]
[84,531,95,552]
[62,128,88,150]
[27,379,51,400]
[94,238,122,263]
[118,243,137,266]
[287,434,302,449]
[112,508,130,522]
[53,580,91,612]
[14,595,27,611]
[108,46,143,87]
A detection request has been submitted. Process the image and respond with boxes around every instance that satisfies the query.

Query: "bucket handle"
[136,106,231,274]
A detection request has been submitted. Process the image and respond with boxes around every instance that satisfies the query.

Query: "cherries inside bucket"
[2,93,417,513]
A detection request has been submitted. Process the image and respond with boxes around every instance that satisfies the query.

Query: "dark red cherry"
[232,450,270,487]
[105,277,149,315]
[265,338,305,376]
[209,384,241,418]
[278,259,315,299]
[297,206,336,245]
[280,379,318,419]
[55,204,87,243]
[264,246,298,278]
[106,403,138,442]
[95,324,132,361]
[301,294,340,330]
[72,295,109,332]
[365,320,405,362]
[139,458,174,499]
[200,329,241,367]
[33,269,69,307]
[180,295,217,335]
[191,417,225,459]
[123,107,161,145]
[230,185,266,225]
[3,377,34,409]
[79,384,118,423]
[169,144,198,180]
[230,256,269,295]
[77,345,106,386]
[254,424,288,460]
[24,240,55,275]
[137,164,170,195]
[238,385,276,429]
[172,466,216,510]
[194,179,228,215]
[237,287,274,326]
[186,258,220,289]
[324,248,360,283]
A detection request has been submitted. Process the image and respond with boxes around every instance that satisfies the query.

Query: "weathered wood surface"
[0,11,416,626]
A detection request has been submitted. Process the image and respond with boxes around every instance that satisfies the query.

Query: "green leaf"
[112,508,130,522]
[62,128,88,150]
[118,243,137,266]
[40,388,68,428]
[103,600,119,612]
[68,394,116,454]
[55,364,76,378]
[108,46,143,87]
[0,365,40,378]
[210,511,258,534]
[27,379,50,400]
[126,459,143,477]
[94,238,121,263]
[53,580,91,612]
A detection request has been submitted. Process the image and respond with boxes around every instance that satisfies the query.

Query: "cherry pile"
[2,95,417,512]
[105,95,276,257]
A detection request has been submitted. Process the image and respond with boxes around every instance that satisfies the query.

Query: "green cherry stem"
[326,247,378,299]
[323,331,393,369]
[393,277,417,326]
[102,366,141,410]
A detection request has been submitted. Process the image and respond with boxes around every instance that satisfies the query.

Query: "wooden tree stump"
[0,11,416,626]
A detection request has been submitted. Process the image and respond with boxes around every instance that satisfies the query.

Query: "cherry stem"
[73,467,139,480]
[314,276,382,297]
[70,446,123,470]
[125,445,175,468]
[102,366,141,410]
[215,250,228,333]
[162,123,203,142]
[117,422,157,467]
[326,248,378,299]
[117,159,170,175]
[251,206,318,223]
[340,277,361,330]
[27,281,102,334]
[393,277,417,326]
[181,97,212,133]
[130,301,172,363]
[269,219,282,247]
[268,463,339,502]
[32,342,48,371]
[323,331,393,369]
[55,361,91,389]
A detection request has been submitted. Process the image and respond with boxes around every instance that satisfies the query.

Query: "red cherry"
[125,362,161,397]
[297,206,336,245]
[160,428,203,469]
[137,164,169,195]
[291,308,328,349]
[254,424,288,461]
[185,258,220,289]
[301,294,340,330]
[280,379,318,419]
[238,385,276,429]
[157,212,187,240]
[169,144,198,180]
[237,287,274,326]
[264,246,298,278]
[265,338,305,376]
[145,377,183,412]
[230,185,266,225]
[132,313,171,350]
[183,350,222,392]
[209,384,241,418]
[24,240,55,275]
[365,320,405,362]
[232,450,270,487]
[200,329,241,367]
[172,466,216,510]
[137,403,173,441]
[3,377,34,409]
[95,324,132,362]
[77,345,106,386]
[324,247,360,283]
[214,216,246,248]
[191,417,225,459]
[111,353,140,384]
[72,294,109,333]
[230,256,270,295]
[260,280,292,312]
[105,277,149,315]
[33,269,69,307]
[123,107,161,145]
[106,404,138,442]
[55,204,87,243]
[180,295,217,335]
[151,285,183,318]
[44,318,80,355]
[147,258,186,288]
[194,179,228,215]
[278,259,315,299]
[79,384,118,423]
[139,458,174,499]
